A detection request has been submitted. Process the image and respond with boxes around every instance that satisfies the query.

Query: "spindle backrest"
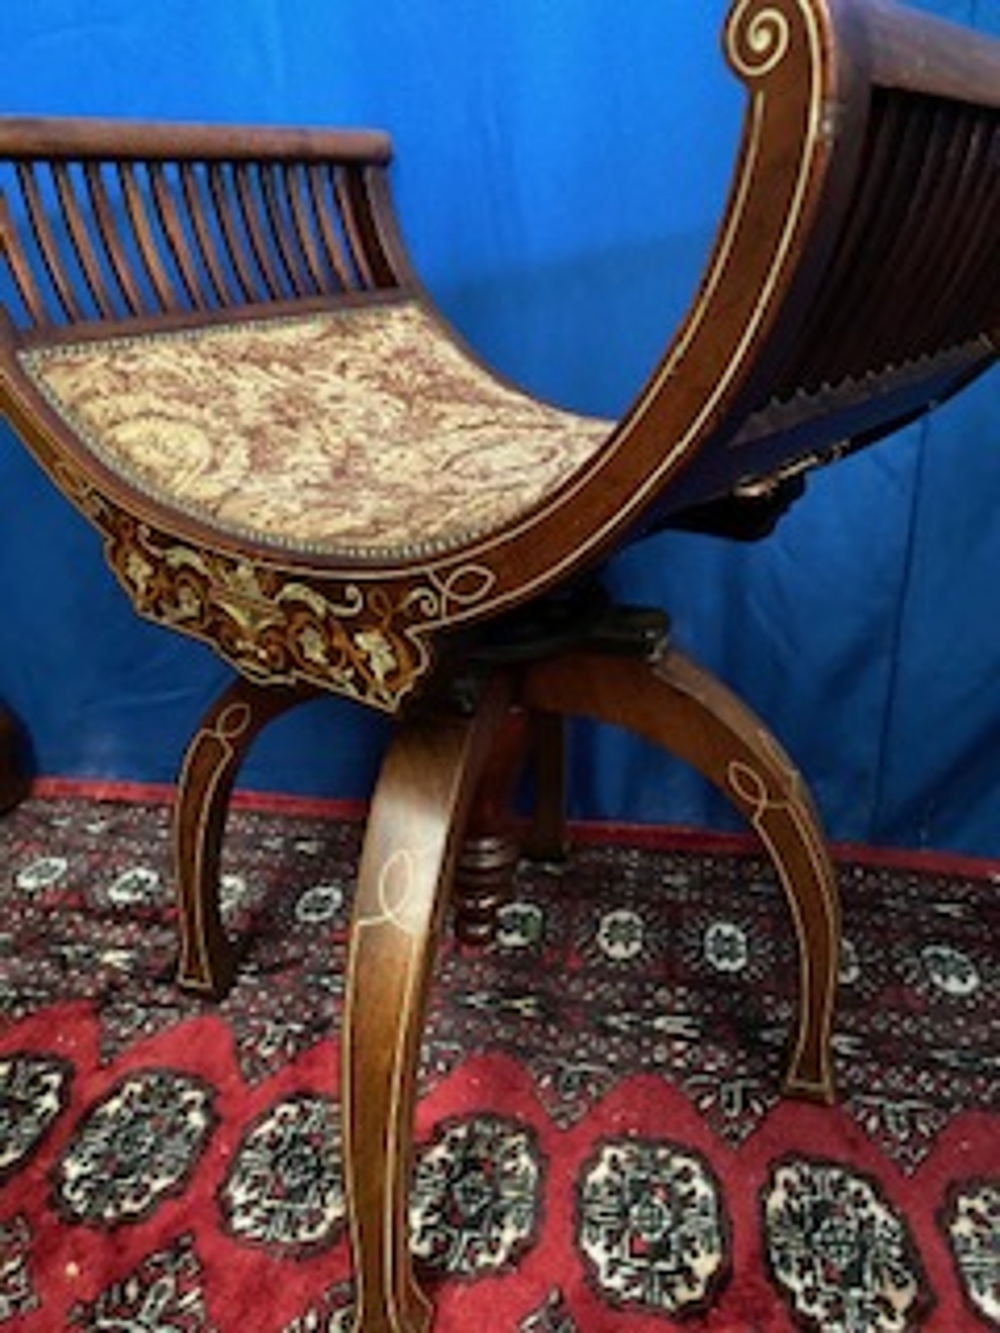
[0,120,406,333]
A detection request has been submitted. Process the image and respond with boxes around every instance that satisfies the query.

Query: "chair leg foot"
[173,676,315,998]
[343,676,510,1333]
[522,647,840,1103]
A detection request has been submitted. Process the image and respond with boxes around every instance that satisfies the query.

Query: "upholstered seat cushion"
[19,300,611,560]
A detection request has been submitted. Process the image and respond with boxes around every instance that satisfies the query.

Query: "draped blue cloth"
[2,0,1000,855]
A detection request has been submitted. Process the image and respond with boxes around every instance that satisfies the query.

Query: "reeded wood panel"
[774,88,1000,399]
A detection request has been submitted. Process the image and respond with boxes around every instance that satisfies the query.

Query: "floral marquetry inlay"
[65,484,498,710]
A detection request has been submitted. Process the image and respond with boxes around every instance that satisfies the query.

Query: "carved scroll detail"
[727,0,793,78]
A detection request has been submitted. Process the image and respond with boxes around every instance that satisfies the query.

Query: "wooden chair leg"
[521,647,840,1103]
[173,675,315,998]
[0,705,28,812]
[523,708,569,863]
[343,674,511,1333]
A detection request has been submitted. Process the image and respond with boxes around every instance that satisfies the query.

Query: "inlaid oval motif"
[921,944,981,998]
[105,866,162,906]
[15,857,69,893]
[294,883,346,924]
[596,909,645,962]
[703,919,750,974]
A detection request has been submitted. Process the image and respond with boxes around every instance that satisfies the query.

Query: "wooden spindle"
[52,161,115,318]
[84,161,144,315]
[118,161,179,312]
[260,163,308,296]
[0,190,47,326]
[17,162,83,322]
[283,161,327,294]
[234,161,283,299]
[307,163,356,290]
[334,166,376,288]
[180,162,232,305]
[206,162,259,303]
[150,161,207,308]
[928,113,1000,349]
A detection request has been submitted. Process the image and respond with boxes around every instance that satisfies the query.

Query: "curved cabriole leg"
[521,647,840,1104]
[173,675,316,998]
[344,675,511,1333]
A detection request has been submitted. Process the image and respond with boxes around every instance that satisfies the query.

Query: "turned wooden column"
[452,704,571,945]
[453,708,527,944]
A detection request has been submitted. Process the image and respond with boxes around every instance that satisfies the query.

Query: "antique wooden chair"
[3,0,1000,1327]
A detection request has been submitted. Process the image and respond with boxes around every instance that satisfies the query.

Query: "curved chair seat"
[4,0,1000,1327]
[20,299,611,562]
[9,294,614,711]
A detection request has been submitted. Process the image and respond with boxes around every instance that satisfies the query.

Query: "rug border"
[26,776,1000,883]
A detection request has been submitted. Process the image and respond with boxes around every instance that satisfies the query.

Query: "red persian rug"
[0,789,998,1331]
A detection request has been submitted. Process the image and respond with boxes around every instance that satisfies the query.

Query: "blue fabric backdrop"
[2,0,1000,856]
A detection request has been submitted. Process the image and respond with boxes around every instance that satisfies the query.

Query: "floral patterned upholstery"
[20,301,611,560]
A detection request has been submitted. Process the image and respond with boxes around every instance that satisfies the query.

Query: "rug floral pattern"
[1,795,998,1330]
